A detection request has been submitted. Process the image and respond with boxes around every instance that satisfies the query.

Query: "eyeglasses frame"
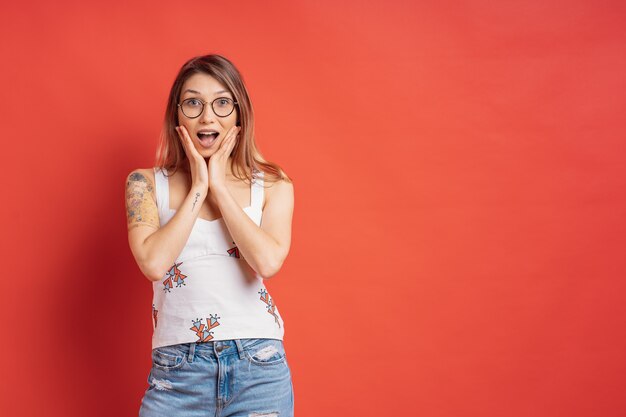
[177,97,239,119]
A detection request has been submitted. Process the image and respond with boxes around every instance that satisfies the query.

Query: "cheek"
[230,109,239,124]
[181,124,196,141]
[176,109,191,127]
[181,121,193,131]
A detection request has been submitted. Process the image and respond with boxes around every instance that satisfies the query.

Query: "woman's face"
[177,72,238,159]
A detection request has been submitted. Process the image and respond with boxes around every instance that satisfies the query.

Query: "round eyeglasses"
[177,97,239,118]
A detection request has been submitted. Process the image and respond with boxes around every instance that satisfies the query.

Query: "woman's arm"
[125,169,207,282]
[213,178,294,279]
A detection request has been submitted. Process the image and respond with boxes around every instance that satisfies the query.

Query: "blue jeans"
[138,338,294,417]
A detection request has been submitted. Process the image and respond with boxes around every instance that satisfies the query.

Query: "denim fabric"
[138,338,294,417]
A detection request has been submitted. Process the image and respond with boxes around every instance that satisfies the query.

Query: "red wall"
[1,1,625,416]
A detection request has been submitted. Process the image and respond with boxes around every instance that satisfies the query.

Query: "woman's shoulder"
[126,167,157,184]
[262,173,294,211]
[125,168,158,201]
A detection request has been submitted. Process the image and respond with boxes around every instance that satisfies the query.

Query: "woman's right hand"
[176,125,209,193]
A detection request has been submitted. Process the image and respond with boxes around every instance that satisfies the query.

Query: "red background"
[1,1,625,416]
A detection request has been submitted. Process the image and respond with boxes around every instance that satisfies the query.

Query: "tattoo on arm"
[125,172,160,230]
[192,192,200,212]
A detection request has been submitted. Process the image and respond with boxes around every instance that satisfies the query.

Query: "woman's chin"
[193,143,215,157]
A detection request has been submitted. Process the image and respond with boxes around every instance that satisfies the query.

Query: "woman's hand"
[176,125,209,192]
[176,125,240,205]
[208,125,240,194]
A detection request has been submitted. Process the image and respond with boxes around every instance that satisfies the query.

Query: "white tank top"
[150,167,285,350]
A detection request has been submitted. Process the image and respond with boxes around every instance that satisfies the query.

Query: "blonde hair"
[155,54,292,186]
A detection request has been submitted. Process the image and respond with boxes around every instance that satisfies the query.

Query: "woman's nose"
[199,104,217,123]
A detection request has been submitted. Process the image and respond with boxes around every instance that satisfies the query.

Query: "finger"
[225,126,240,149]
[176,126,187,145]
[176,126,190,154]
[215,127,236,157]
[222,126,237,143]
[226,132,238,156]
[175,126,187,151]
[180,126,195,149]
[226,128,239,155]
[178,126,200,160]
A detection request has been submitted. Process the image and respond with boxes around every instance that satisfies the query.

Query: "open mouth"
[197,131,219,147]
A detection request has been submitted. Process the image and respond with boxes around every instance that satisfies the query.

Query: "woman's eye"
[217,99,229,106]
[187,99,201,106]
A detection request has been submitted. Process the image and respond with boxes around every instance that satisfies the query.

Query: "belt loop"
[235,339,245,360]
[188,342,196,363]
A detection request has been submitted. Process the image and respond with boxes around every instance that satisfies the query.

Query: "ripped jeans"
[138,338,294,417]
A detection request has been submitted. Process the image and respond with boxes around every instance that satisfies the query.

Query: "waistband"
[153,338,282,363]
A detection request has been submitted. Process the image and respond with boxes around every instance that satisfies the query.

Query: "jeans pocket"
[244,339,286,366]
[152,345,186,370]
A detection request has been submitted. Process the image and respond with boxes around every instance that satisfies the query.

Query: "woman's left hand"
[207,125,240,203]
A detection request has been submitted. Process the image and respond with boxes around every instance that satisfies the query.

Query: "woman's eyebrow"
[182,89,231,96]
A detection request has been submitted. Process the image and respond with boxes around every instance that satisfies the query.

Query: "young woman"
[125,54,295,416]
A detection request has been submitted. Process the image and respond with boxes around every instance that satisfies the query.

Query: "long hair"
[155,54,292,186]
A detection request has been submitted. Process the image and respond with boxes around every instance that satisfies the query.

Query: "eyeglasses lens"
[182,98,234,118]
